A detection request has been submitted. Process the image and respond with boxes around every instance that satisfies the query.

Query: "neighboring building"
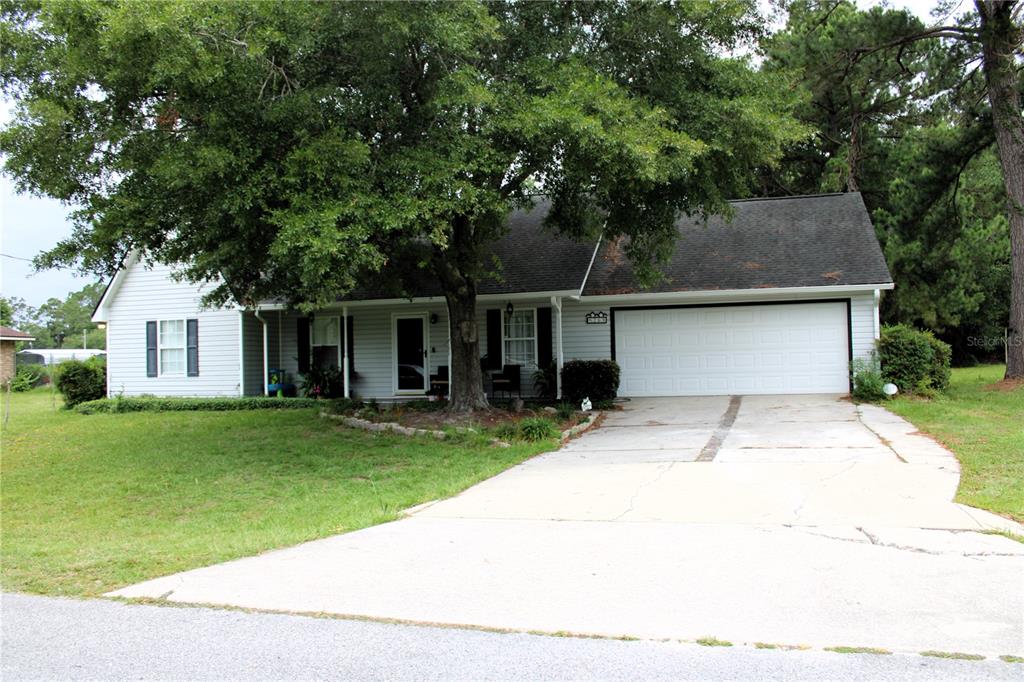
[92,193,894,400]
[1,326,36,384]
[17,348,107,366]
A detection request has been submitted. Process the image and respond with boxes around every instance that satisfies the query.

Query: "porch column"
[342,305,350,399]
[551,295,564,399]
[447,306,453,400]
[253,307,269,396]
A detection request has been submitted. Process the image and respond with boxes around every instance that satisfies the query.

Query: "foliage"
[0,387,549,596]
[555,402,577,422]
[926,334,953,392]
[887,365,1022,521]
[0,283,106,349]
[9,364,47,392]
[0,0,805,410]
[850,354,885,402]
[517,417,558,442]
[52,357,105,407]
[299,365,345,399]
[532,361,558,400]
[560,360,620,404]
[879,324,951,394]
[761,1,1015,367]
[75,396,353,415]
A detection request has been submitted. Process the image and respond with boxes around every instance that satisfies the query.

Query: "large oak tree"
[1,1,803,409]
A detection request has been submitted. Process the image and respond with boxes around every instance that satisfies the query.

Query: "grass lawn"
[885,365,1023,522]
[1,388,553,597]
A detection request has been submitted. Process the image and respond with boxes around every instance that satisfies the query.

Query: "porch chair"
[430,365,449,397]
[491,364,521,400]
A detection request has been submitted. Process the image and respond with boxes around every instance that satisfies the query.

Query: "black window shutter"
[297,317,310,373]
[145,321,157,377]
[486,309,502,370]
[186,319,199,377]
[346,316,354,370]
[537,307,552,368]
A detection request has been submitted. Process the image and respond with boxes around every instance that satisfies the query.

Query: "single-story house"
[92,192,893,400]
[1,326,36,384]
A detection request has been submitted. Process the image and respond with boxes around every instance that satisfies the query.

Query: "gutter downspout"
[342,305,350,399]
[253,307,269,396]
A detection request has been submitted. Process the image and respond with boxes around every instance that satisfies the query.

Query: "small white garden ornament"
[882,383,899,397]
[581,397,592,412]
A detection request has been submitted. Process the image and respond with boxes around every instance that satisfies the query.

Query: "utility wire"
[0,252,33,261]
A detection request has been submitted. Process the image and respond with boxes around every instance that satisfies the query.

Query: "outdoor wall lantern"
[429,313,439,325]
[505,301,514,321]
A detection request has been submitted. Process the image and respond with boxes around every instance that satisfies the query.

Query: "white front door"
[393,315,428,394]
[615,302,850,396]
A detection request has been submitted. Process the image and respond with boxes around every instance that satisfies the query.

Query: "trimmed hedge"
[878,324,952,393]
[75,396,355,415]
[53,357,106,407]
[560,359,620,404]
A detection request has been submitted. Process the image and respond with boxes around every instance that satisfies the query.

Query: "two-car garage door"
[614,302,850,396]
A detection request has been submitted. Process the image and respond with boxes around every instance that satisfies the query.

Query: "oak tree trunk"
[444,286,490,412]
[976,0,1024,379]
[434,215,490,412]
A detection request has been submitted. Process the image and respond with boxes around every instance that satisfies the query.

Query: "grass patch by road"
[885,365,1023,522]
[824,646,891,655]
[695,637,733,647]
[1,388,552,597]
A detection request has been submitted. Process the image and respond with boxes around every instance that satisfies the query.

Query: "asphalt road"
[2,593,1018,681]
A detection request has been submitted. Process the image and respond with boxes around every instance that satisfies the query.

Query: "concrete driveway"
[112,396,1024,656]
[417,395,1007,529]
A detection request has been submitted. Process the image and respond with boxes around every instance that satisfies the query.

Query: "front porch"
[239,295,573,402]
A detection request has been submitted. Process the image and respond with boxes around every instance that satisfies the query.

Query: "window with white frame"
[158,319,186,376]
[503,309,536,367]
[311,316,340,369]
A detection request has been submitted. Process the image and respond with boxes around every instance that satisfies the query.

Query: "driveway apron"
[111,395,1024,656]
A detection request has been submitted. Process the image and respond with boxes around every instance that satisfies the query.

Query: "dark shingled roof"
[583,192,892,295]
[342,199,598,300]
[342,192,891,301]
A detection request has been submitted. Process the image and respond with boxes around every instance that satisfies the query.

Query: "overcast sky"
[0,0,947,308]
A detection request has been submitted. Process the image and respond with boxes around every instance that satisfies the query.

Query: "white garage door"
[615,302,850,396]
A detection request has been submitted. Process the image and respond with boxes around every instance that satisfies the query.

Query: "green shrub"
[493,423,519,442]
[851,355,885,402]
[926,335,952,391]
[53,358,106,407]
[75,396,351,414]
[300,365,345,398]
[518,417,558,441]
[555,402,576,422]
[532,361,558,400]
[561,359,620,405]
[879,324,950,393]
[10,364,47,392]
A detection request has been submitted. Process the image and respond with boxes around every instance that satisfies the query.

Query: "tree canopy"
[1,0,804,408]
[0,282,107,349]
[761,0,1020,369]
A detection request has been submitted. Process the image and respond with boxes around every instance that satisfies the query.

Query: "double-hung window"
[158,320,186,376]
[311,316,340,369]
[503,309,537,367]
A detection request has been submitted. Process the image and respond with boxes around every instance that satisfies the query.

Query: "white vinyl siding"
[103,258,880,401]
[105,261,240,397]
